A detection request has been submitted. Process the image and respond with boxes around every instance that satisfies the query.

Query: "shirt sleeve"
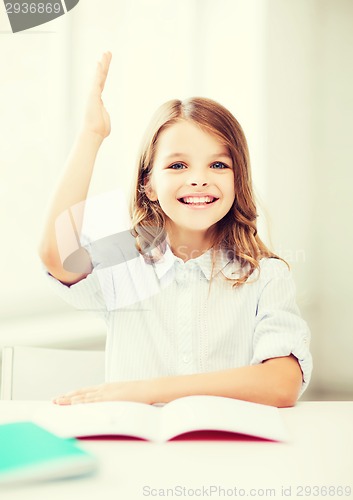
[43,266,108,319]
[41,229,121,316]
[250,258,313,398]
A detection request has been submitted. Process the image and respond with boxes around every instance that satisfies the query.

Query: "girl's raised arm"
[38,51,112,285]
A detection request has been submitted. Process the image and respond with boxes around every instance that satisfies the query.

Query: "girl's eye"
[169,163,186,170]
[210,162,229,169]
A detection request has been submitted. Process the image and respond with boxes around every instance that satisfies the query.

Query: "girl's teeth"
[183,196,212,204]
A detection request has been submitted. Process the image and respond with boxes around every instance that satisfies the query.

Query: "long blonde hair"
[130,97,287,286]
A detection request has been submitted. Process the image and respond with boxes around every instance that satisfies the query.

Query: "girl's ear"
[144,177,158,202]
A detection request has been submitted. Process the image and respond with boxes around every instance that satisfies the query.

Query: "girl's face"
[146,119,235,238]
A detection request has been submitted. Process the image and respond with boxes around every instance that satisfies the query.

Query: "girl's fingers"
[53,396,71,405]
[58,385,100,398]
[71,392,101,404]
[102,51,112,73]
[53,390,99,405]
[93,54,111,94]
[53,381,119,405]
[100,54,111,88]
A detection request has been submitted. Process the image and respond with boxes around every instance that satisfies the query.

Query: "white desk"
[0,401,352,500]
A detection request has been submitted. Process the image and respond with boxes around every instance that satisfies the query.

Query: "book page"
[33,401,161,441]
[159,395,289,442]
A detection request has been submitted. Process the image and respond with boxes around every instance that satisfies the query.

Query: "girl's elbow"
[37,241,65,278]
[275,381,301,408]
[38,242,56,270]
[275,391,298,408]
[263,354,303,407]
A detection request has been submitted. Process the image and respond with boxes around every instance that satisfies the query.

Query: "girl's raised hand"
[82,51,112,139]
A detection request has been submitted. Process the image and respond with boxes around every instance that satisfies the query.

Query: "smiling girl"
[39,52,312,407]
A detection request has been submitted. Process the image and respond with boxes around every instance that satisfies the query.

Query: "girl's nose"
[190,180,208,187]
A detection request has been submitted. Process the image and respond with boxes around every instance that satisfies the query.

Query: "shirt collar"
[150,244,178,280]
[194,248,245,280]
[152,244,243,281]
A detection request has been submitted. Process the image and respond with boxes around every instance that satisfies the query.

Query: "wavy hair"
[129,97,287,286]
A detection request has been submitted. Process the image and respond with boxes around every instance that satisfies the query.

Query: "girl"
[39,51,312,407]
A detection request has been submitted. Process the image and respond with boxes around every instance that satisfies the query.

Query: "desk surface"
[1,401,352,500]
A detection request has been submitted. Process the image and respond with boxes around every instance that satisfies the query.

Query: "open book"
[33,395,289,443]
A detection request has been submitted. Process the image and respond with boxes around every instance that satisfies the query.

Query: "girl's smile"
[177,193,219,208]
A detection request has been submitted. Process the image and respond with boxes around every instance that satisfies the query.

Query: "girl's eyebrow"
[211,153,232,160]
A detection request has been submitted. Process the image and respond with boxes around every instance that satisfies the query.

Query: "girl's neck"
[166,227,214,262]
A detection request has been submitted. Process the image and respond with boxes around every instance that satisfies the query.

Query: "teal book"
[0,421,98,485]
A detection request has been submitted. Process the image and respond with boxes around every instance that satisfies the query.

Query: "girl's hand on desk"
[52,380,155,405]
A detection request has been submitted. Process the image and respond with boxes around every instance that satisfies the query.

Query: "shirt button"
[183,355,189,363]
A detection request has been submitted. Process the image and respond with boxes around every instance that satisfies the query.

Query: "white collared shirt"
[45,243,313,398]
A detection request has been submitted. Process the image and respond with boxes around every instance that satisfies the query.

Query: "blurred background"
[0,0,352,400]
